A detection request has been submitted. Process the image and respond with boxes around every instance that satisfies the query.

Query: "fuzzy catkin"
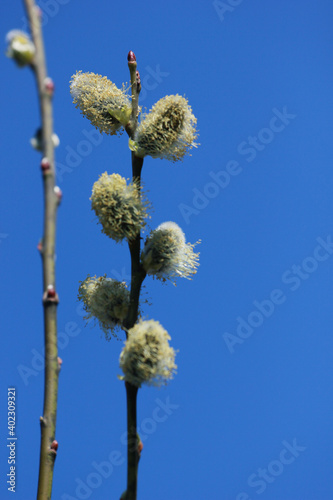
[141,221,199,281]
[6,30,35,67]
[70,71,131,135]
[78,275,130,338]
[91,172,149,242]
[129,95,198,162]
[119,320,176,387]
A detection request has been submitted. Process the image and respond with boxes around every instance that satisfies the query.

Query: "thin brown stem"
[22,1,60,499]
[122,52,145,500]
[125,382,139,500]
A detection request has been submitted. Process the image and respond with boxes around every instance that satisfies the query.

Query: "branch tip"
[127,51,136,62]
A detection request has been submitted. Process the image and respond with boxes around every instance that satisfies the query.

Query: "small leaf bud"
[47,285,56,298]
[44,77,55,96]
[51,440,58,451]
[41,157,50,171]
[54,186,62,203]
[127,51,136,62]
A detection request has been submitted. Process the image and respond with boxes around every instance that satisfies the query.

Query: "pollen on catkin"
[91,172,149,242]
[119,320,177,387]
[129,94,198,162]
[78,275,130,338]
[6,30,35,67]
[70,71,131,135]
[141,221,199,281]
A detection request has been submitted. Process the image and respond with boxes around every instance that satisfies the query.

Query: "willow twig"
[123,51,145,500]
[22,1,60,499]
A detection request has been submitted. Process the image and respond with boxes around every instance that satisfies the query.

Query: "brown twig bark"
[22,2,60,499]
[123,51,145,500]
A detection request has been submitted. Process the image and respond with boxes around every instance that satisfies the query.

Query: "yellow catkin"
[141,221,199,281]
[91,172,149,242]
[78,275,130,339]
[119,320,177,387]
[70,71,131,135]
[129,94,198,162]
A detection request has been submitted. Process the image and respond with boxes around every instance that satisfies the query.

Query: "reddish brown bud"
[128,51,136,62]
[138,441,143,455]
[136,71,141,92]
[54,186,62,202]
[57,357,63,368]
[44,77,55,95]
[41,157,50,171]
[37,240,43,253]
[51,440,58,451]
[47,285,56,298]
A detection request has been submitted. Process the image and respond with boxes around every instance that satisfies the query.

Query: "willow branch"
[122,51,145,500]
[23,2,60,499]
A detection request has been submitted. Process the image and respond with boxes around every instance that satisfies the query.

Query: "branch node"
[136,71,141,94]
[50,440,58,452]
[44,76,54,97]
[57,357,63,372]
[42,285,59,305]
[37,240,43,254]
[40,416,47,427]
[54,186,62,205]
[40,157,50,171]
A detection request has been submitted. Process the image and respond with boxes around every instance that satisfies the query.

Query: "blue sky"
[1,1,333,499]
